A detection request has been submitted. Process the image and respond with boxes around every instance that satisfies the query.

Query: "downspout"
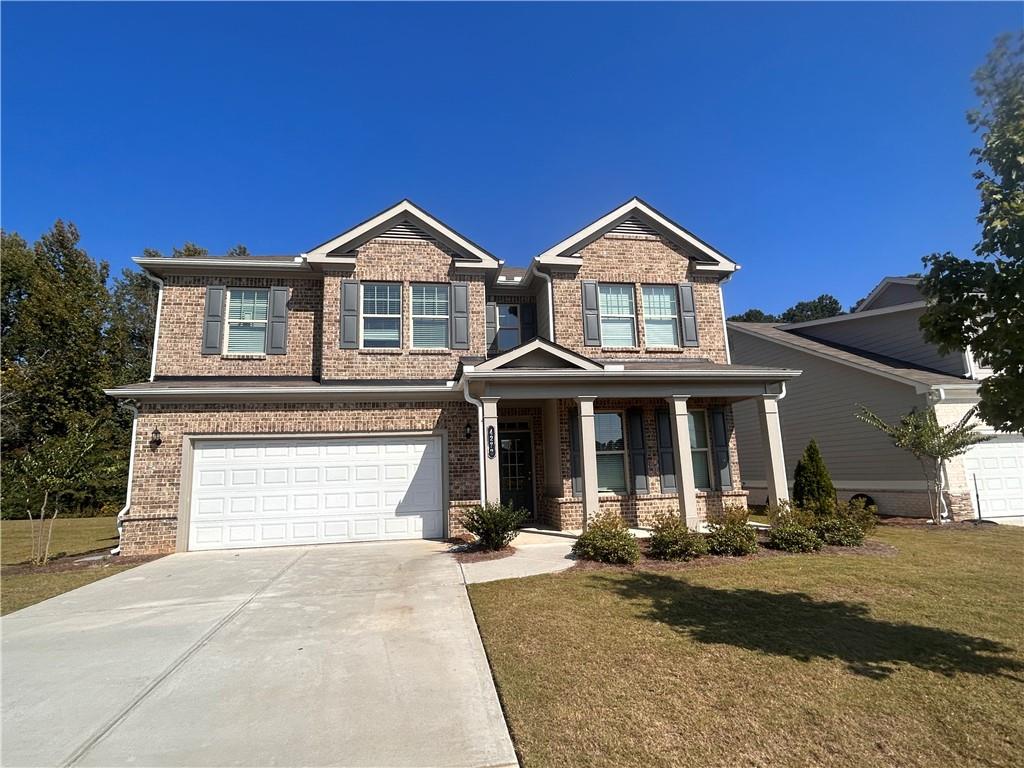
[110,402,139,555]
[141,269,164,381]
[461,381,487,504]
[529,264,555,343]
[719,276,733,364]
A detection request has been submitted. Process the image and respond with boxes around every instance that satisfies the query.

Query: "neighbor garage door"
[188,436,444,551]
[963,437,1024,525]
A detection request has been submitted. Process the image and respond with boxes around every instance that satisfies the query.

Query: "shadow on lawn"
[597,573,1023,681]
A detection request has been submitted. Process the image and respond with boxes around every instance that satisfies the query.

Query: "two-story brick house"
[106,198,800,554]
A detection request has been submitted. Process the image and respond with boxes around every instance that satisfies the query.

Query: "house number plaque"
[487,426,496,459]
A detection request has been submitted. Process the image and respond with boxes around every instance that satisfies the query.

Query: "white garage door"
[188,436,444,551]
[963,438,1024,525]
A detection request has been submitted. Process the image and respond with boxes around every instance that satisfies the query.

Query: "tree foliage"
[791,439,836,514]
[920,33,1024,433]
[728,294,844,324]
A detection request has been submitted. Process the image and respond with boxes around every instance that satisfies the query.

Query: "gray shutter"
[340,279,360,349]
[569,409,582,497]
[710,407,733,490]
[581,280,601,346]
[485,302,497,353]
[627,408,648,495]
[267,286,289,355]
[451,283,469,350]
[520,302,537,343]
[678,283,699,347]
[201,285,226,355]
[656,409,677,492]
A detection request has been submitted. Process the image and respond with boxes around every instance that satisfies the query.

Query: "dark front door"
[499,430,535,519]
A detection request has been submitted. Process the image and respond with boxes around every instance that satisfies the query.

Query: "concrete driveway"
[1,542,517,768]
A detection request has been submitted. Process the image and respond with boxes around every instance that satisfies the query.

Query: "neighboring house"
[105,198,800,554]
[729,276,1024,524]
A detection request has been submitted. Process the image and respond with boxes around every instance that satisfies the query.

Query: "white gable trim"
[779,300,927,330]
[472,337,604,371]
[305,200,499,268]
[855,276,921,313]
[535,197,738,272]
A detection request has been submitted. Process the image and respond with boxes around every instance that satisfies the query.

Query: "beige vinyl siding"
[796,308,966,376]
[730,328,930,488]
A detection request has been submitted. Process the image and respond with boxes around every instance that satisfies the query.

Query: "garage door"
[963,437,1024,525]
[188,436,444,551]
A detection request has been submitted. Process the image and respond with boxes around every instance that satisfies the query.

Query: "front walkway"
[2,542,517,768]
[461,531,577,584]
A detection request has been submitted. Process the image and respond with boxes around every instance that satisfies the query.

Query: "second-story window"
[598,284,636,347]
[362,283,401,348]
[496,304,520,352]
[411,284,450,348]
[226,288,269,354]
[642,285,680,347]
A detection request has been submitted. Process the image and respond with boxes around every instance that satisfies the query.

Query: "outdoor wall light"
[149,428,162,450]
[464,422,473,440]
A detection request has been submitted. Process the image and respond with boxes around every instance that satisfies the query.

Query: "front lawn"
[470,524,1024,767]
[1,516,154,615]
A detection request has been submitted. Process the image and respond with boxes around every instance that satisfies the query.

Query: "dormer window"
[226,289,269,354]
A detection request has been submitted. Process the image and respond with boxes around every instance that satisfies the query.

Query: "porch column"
[667,395,700,528]
[576,396,599,532]
[757,395,789,506]
[482,396,501,504]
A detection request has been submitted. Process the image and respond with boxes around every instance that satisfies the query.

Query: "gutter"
[104,383,458,398]
[528,263,555,343]
[462,368,802,383]
[460,382,487,505]
[140,268,164,381]
[718,274,733,364]
[110,402,139,555]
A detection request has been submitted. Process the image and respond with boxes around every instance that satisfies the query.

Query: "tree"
[919,33,1024,433]
[225,244,251,258]
[170,242,209,259]
[780,294,843,324]
[791,439,836,514]
[107,268,158,386]
[857,405,991,524]
[727,308,780,323]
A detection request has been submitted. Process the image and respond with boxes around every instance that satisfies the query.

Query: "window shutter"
[627,408,648,494]
[569,409,582,497]
[581,280,601,346]
[451,283,469,350]
[485,302,497,352]
[678,283,699,347]
[340,279,360,349]
[655,408,677,492]
[520,302,537,343]
[267,286,289,355]
[710,408,733,490]
[201,285,226,355]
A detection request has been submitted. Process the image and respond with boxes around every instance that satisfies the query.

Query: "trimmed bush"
[462,502,528,551]
[792,439,836,515]
[648,514,709,561]
[812,515,866,547]
[572,513,640,565]
[767,522,823,553]
[835,497,878,533]
[705,509,758,556]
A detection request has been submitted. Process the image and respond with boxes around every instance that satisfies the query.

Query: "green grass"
[470,525,1024,768]
[1,516,146,615]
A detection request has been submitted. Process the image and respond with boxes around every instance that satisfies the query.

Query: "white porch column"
[576,396,599,532]
[757,395,789,506]
[481,397,501,504]
[667,395,700,528]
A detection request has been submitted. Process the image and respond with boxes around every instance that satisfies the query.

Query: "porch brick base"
[540,490,749,530]
[121,515,178,556]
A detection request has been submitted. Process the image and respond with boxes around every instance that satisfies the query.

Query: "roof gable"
[534,197,738,273]
[471,338,604,371]
[855,276,922,313]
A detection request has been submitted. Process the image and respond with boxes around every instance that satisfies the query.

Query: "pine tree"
[792,439,836,514]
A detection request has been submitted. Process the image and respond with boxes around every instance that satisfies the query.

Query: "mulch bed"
[876,516,996,529]
[450,546,516,564]
[2,550,162,576]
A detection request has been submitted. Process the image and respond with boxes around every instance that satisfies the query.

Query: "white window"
[688,410,712,489]
[362,283,401,348]
[642,285,680,347]
[595,412,628,494]
[496,304,521,352]
[598,284,636,347]
[411,284,449,348]
[226,288,269,354]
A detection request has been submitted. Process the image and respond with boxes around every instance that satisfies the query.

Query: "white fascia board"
[855,276,921,313]
[474,338,604,372]
[134,257,310,271]
[306,200,499,267]
[779,301,927,330]
[463,368,801,383]
[535,197,738,271]
[104,384,457,400]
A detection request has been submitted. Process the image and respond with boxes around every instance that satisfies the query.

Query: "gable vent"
[609,216,659,238]
[379,220,434,241]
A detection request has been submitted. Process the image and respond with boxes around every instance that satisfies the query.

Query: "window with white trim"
[595,411,628,494]
[598,284,636,347]
[411,284,450,348]
[642,285,680,347]
[688,410,712,489]
[225,288,269,354]
[361,283,401,348]
[496,303,521,352]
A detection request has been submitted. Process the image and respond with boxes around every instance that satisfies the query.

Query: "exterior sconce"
[149,428,162,450]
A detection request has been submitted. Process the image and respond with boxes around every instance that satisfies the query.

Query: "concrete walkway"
[460,531,577,584]
[2,541,517,768]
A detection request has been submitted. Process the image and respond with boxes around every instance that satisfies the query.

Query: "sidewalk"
[460,531,577,584]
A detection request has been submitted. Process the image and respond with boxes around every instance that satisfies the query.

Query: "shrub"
[705,509,758,556]
[572,513,640,565]
[835,497,878,533]
[812,516,866,547]
[766,522,823,552]
[792,439,836,515]
[461,502,528,551]
[648,514,709,561]
[767,499,816,527]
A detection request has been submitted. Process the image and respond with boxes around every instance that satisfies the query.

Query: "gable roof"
[534,197,738,273]
[304,200,500,269]
[469,337,605,372]
[855,276,922,313]
[728,321,977,393]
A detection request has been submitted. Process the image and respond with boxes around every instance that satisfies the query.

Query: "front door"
[499,430,535,519]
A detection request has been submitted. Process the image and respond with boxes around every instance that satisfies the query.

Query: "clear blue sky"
[2,2,1019,314]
